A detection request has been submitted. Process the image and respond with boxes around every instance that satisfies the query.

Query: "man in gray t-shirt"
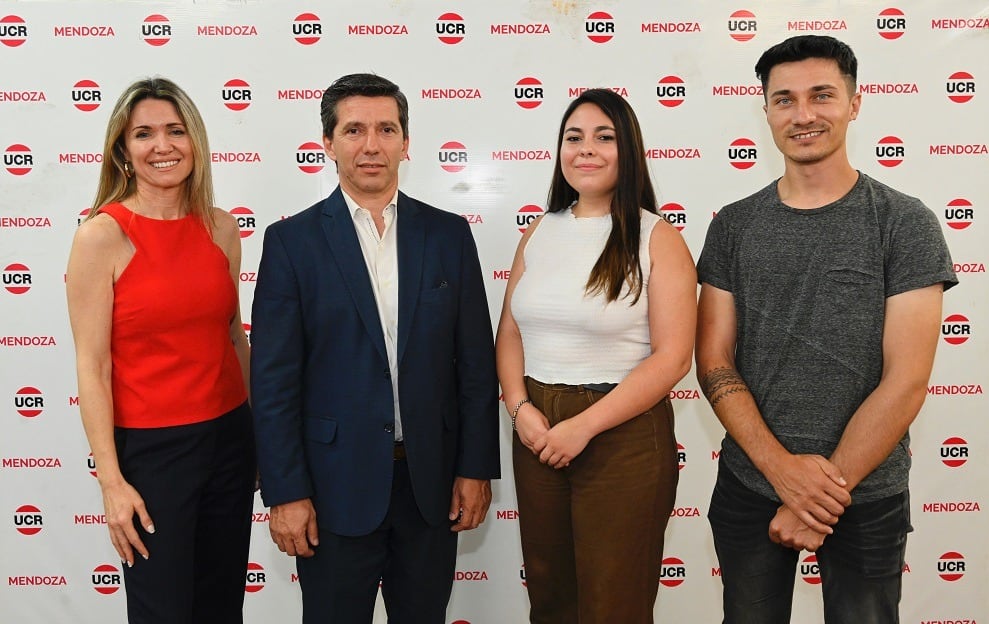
[696,35,956,623]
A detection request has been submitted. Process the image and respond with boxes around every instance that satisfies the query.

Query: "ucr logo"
[938,551,965,581]
[517,205,544,233]
[941,314,971,345]
[585,11,615,44]
[728,138,757,169]
[877,8,906,39]
[222,79,251,111]
[3,263,32,294]
[245,561,266,592]
[230,207,255,238]
[940,437,969,467]
[515,77,544,109]
[92,564,122,594]
[519,563,526,588]
[800,554,822,584]
[141,14,171,46]
[659,556,686,587]
[660,203,686,231]
[728,10,757,42]
[676,442,686,471]
[436,13,465,44]
[947,71,975,104]
[0,15,28,47]
[87,452,98,478]
[242,322,251,344]
[296,142,325,174]
[78,208,92,226]
[439,141,467,172]
[293,13,321,45]
[4,144,33,175]
[15,386,43,417]
[945,198,973,230]
[875,135,904,167]
[72,79,102,112]
[14,504,43,535]
[657,76,686,107]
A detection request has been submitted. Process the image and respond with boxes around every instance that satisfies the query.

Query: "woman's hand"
[515,402,550,453]
[534,417,593,469]
[101,479,155,567]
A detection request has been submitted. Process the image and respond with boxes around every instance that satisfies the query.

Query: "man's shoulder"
[401,192,469,230]
[265,199,326,235]
[715,179,778,221]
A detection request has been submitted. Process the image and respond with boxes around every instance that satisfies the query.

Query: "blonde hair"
[88,77,215,228]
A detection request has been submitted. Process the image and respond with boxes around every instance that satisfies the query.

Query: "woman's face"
[559,102,619,202]
[121,98,194,194]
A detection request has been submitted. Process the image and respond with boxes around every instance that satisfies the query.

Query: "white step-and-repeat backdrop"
[1,1,985,622]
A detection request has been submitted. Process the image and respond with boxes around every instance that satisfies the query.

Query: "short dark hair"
[320,73,409,138]
[755,35,858,95]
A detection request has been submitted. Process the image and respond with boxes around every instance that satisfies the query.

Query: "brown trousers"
[514,377,679,624]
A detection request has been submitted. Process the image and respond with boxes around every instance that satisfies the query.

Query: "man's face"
[763,57,861,167]
[323,95,408,203]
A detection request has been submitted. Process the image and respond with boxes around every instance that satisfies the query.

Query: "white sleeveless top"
[511,208,662,384]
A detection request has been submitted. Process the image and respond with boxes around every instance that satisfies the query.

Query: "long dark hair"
[546,88,658,304]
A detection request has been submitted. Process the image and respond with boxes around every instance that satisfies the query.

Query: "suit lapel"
[320,188,388,362]
[396,192,424,365]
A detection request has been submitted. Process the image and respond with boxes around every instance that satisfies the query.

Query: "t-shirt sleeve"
[697,210,733,292]
[884,198,958,297]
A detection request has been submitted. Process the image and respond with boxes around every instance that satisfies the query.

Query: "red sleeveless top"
[101,203,246,428]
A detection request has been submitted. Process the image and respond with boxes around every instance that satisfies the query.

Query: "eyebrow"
[564,125,615,133]
[769,84,838,98]
[131,121,185,130]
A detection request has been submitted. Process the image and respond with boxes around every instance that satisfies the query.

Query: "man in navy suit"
[250,73,500,624]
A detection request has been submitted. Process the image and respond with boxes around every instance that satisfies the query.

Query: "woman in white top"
[496,88,697,623]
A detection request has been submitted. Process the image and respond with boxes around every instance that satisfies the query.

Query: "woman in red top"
[66,77,255,623]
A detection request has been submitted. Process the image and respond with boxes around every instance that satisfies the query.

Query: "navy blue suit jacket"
[250,187,500,536]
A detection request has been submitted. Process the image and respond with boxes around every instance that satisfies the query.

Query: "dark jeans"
[116,402,256,624]
[514,377,679,624]
[708,464,911,624]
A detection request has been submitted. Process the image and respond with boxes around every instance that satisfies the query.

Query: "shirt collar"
[341,188,398,219]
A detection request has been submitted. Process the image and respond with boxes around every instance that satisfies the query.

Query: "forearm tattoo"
[700,366,751,408]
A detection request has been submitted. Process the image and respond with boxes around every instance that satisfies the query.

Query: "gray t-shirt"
[697,172,957,504]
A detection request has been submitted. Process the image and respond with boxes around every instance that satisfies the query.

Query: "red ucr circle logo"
[660,556,686,587]
[72,79,101,112]
[875,136,904,167]
[293,13,321,45]
[519,563,526,588]
[4,143,33,176]
[585,11,614,44]
[87,452,98,478]
[800,554,822,584]
[941,313,970,345]
[230,207,255,238]
[940,436,968,467]
[0,15,27,47]
[296,141,325,174]
[660,203,686,231]
[516,205,544,234]
[729,138,757,170]
[14,504,43,535]
[676,442,686,470]
[15,386,43,417]
[92,564,122,594]
[947,71,975,104]
[515,77,544,109]
[938,551,965,581]
[242,323,252,344]
[657,76,686,108]
[877,8,906,39]
[728,10,756,42]
[245,561,266,592]
[3,262,31,294]
[142,14,171,46]
[222,79,251,111]
[439,141,467,172]
[436,12,465,44]
[945,198,973,230]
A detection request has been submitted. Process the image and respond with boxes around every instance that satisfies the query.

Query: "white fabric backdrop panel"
[1,1,985,622]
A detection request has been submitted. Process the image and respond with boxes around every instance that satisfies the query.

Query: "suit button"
[384,423,394,434]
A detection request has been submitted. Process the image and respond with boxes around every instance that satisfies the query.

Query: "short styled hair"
[755,35,858,96]
[320,73,409,138]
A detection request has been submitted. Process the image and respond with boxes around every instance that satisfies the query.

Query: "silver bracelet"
[511,398,531,431]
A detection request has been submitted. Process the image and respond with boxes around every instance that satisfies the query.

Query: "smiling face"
[559,102,619,204]
[763,57,861,168]
[121,98,194,195]
[323,95,409,206]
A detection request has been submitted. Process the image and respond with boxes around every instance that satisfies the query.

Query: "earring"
[123,161,134,178]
